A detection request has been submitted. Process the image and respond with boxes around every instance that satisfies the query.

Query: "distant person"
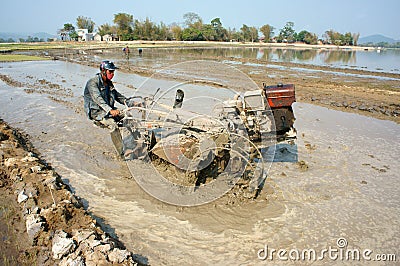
[83,60,127,156]
[123,46,130,59]
[138,48,143,56]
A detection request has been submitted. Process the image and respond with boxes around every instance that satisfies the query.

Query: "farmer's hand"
[109,109,120,117]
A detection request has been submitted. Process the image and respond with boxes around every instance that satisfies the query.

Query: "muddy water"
[0,60,399,265]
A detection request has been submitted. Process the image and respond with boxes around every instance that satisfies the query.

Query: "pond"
[129,46,400,74]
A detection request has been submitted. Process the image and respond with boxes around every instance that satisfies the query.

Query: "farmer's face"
[106,70,115,80]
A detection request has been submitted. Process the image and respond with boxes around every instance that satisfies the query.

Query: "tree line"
[56,13,367,46]
[57,12,363,46]
[2,12,398,47]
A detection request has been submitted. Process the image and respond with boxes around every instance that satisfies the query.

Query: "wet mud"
[0,56,399,265]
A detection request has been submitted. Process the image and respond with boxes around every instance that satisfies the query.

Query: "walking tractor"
[118,81,296,199]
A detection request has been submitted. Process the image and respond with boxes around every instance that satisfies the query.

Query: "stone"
[108,248,131,263]
[59,256,85,266]
[26,214,44,242]
[72,229,95,244]
[4,157,18,167]
[85,234,102,248]
[52,230,76,259]
[21,154,39,162]
[94,243,112,253]
[18,189,29,203]
[85,250,109,266]
[73,240,91,258]
[25,183,38,197]
[30,165,42,173]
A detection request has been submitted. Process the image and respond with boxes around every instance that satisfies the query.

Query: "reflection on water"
[125,47,400,73]
[320,50,356,65]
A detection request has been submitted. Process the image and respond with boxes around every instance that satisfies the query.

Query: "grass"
[0,54,50,62]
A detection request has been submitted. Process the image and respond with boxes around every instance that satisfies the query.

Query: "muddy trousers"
[97,117,124,157]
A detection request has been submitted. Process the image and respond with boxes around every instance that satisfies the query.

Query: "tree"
[98,23,113,37]
[352,32,360,46]
[113,13,134,40]
[181,28,204,41]
[249,26,259,42]
[325,29,342,45]
[226,27,241,42]
[58,23,75,41]
[304,32,318,44]
[201,24,215,41]
[210,17,227,41]
[278,21,296,43]
[260,24,274,42]
[76,16,95,33]
[240,24,251,42]
[296,30,308,42]
[170,23,182,41]
[183,12,202,28]
[342,32,353,46]
[158,22,170,40]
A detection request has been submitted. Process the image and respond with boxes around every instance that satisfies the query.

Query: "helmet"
[100,60,118,71]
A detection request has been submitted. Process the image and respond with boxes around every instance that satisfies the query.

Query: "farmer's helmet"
[100,60,118,71]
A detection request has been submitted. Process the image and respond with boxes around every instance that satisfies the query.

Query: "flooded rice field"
[0,60,399,264]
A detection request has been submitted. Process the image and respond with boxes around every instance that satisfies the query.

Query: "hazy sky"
[2,0,399,39]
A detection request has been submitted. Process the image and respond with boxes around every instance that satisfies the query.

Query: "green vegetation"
[82,12,362,45]
[0,54,50,62]
[3,12,391,47]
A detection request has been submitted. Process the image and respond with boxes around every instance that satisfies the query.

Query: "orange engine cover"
[263,84,296,108]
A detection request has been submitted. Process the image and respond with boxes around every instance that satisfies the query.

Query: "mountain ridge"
[358,34,399,44]
[0,32,57,41]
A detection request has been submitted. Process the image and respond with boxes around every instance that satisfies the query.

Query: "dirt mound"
[0,119,146,265]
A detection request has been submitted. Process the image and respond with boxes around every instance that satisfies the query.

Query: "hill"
[0,32,57,41]
[358,34,398,44]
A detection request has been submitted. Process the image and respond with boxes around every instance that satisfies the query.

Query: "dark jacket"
[83,73,126,120]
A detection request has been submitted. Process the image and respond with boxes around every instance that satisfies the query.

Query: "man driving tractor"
[83,60,127,157]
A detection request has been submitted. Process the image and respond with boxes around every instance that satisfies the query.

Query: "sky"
[2,0,399,39]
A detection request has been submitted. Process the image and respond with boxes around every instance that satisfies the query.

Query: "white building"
[76,29,94,41]
[102,34,113,42]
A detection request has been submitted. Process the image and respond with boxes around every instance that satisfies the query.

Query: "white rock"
[108,248,131,263]
[85,234,101,248]
[72,229,94,244]
[25,214,44,241]
[30,165,42,173]
[17,190,29,203]
[21,155,38,162]
[4,157,18,167]
[52,230,76,259]
[94,243,112,253]
[59,256,85,266]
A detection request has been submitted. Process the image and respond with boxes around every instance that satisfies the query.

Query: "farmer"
[123,46,130,59]
[83,60,128,156]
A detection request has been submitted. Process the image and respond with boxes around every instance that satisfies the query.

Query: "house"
[76,29,94,41]
[103,34,113,42]
[93,33,102,41]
